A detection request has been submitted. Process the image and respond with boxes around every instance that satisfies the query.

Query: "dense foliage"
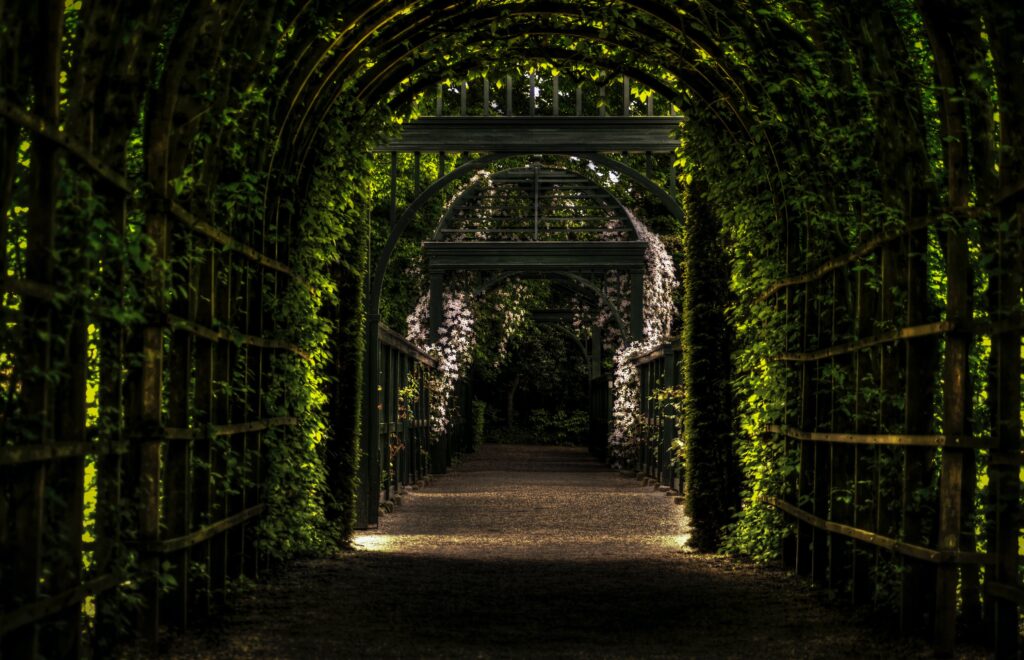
[680,176,741,553]
[1,0,1021,654]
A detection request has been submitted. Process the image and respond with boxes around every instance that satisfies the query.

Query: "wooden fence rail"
[375,325,460,508]
[763,211,1022,656]
[0,93,308,654]
[630,338,683,492]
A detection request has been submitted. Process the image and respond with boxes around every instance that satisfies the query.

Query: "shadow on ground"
[161,445,950,659]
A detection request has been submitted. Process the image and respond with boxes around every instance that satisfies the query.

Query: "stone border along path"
[163,444,968,659]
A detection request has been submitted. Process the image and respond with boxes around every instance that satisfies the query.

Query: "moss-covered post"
[681,174,740,552]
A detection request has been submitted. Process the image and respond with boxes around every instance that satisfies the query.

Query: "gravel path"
[164,444,941,659]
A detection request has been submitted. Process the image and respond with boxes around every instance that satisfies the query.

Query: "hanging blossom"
[486,283,531,365]
[606,213,678,466]
[407,290,476,436]
[406,282,535,435]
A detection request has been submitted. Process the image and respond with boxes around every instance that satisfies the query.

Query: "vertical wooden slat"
[935,221,970,653]
[829,267,854,597]
[191,244,215,617]
[244,220,264,580]
[780,208,797,570]
[209,212,233,610]
[811,276,830,587]
[875,241,900,608]
[796,275,815,578]
[228,256,248,585]
[901,227,936,632]
[8,4,63,655]
[851,253,879,605]
[164,226,194,629]
[94,183,128,644]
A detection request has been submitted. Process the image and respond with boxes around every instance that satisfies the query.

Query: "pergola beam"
[422,241,647,271]
[376,117,682,153]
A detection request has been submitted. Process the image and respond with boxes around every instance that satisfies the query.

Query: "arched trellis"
[1,3,1021,657]
[271,3,795,202]
[368,153,682,317]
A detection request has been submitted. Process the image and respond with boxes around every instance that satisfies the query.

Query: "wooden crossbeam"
[764,497,992,565]
[376,117,681,153]
[423,240,647,271]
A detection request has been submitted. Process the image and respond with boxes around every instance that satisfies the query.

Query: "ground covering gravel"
[162,444,962,659]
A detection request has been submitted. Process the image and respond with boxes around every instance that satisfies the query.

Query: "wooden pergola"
[362,94,685,527]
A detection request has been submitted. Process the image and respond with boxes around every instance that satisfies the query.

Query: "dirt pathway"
[165,444,939,658]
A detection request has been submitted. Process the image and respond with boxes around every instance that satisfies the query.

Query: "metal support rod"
[506,75,513,116]
[482,77,489,116]
[623,76,630,116]
[460,81,467,116]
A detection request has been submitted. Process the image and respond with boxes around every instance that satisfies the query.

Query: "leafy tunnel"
[0,1,1021,657]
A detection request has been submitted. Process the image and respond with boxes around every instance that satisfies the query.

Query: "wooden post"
[4,4,61,656]
[796,278,815,578]
[164,224,193,629]
[935,220,970,653]
[852,252,879,604]
[360,316,380,528]
[828,267,854,597]
[192,244,215,617]
[875,242,899,603]
[661,343,676,485]
[811,271,830,587]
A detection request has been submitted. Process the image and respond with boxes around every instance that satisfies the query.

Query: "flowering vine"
[605,214,678,466]
[407,289,476,436]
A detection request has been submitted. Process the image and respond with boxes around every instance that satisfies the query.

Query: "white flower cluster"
[606,214,678,466]
[406,290,476,436]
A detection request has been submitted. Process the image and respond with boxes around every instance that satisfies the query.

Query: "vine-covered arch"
[0,2,1021,658]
